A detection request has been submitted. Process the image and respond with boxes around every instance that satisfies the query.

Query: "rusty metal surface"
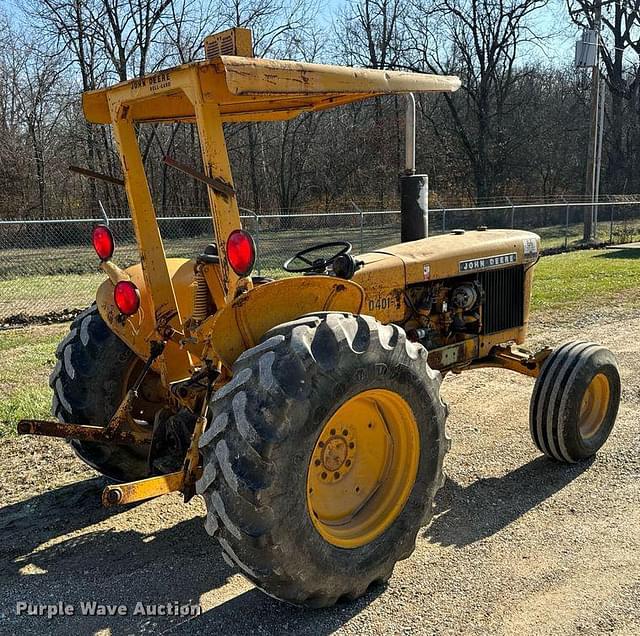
[163,156,235,197]
[82,55,460,125]
[17,419,151,446]
[69,165,125,187]
[466,344,553,378]
[428,339,479,371]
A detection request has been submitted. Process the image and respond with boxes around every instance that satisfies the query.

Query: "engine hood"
[354,229,540,285]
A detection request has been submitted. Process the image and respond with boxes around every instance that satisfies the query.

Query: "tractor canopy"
[80,32,462,385]
[82,55,461,125]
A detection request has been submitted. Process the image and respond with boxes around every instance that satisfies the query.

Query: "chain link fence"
[2,197,639,325]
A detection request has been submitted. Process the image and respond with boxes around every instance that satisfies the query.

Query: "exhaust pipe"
[400,93,428,242]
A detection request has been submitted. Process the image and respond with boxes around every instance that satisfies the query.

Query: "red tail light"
[114,281,140,316]
[92,225,114,261]
[226,229,256,277]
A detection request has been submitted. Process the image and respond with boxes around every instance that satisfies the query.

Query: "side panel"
[350,252,409,323]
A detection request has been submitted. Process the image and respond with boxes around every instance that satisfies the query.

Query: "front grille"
[479,266,525,334]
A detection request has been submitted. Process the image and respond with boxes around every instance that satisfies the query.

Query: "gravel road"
[1,305,638,635]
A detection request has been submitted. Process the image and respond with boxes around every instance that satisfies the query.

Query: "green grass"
[0,324,68,434]
[1,248,639,437]
[0,273,105,318]
[532,248,640,310]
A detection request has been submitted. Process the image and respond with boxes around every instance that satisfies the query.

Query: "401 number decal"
[368,296,395,312]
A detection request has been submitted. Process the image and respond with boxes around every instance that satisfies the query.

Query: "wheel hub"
[579,372,610,439]
[312,430,356,483]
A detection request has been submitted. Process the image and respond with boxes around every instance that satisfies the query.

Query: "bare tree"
[404,0,549,201]
[568,0,640,192]
[336,0,405,68]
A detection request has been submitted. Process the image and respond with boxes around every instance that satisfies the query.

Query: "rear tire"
[530,340,620,463]
[197,313,448,607]
[50,305,159,481]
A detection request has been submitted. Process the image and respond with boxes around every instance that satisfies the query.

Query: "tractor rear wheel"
[50,305,164,481]
[530,340,620,463]
[197,313,448,607]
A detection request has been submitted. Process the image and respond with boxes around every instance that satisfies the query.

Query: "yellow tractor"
[19,29,621,607]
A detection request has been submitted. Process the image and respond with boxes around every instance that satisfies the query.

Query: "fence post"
[255,214,262,275]
[609,204,614,244]
[561,195,569,249]
[506,196,514,228]
[442,208,446,233]
[350,200,365,252]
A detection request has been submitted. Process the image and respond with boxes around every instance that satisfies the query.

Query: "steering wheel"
[283,241,352,273]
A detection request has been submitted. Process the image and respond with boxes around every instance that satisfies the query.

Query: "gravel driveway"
[1,305,638,635]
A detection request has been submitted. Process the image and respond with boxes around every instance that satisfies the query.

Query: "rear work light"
[114,280,140,316]
[226,229,256,277]
[92,225,114,261]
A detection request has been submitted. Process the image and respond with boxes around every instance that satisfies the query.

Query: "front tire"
[197,313,448,607]
[530,340,620,463]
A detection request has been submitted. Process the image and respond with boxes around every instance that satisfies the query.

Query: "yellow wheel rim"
[306,389,420,549]
[579,373,610,439]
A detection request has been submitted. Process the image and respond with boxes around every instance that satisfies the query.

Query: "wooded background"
[1,0,639,221]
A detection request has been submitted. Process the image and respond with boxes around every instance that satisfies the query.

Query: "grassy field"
[0,323,67,435]
[532,248,640,309]
[1,248,639,434]
[0,219,631,321]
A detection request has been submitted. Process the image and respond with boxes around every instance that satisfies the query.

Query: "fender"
[96,262,365,377]
[195,276,365,370]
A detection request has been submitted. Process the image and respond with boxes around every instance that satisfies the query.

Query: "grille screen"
[204,28,253,59]
[205,34,236,58]
[479,266,525,334]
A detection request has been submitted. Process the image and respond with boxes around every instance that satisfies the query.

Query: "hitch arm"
[17,419,151,446]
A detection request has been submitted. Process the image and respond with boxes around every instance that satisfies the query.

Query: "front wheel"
[196,313,449,607]
[530,340,620,463]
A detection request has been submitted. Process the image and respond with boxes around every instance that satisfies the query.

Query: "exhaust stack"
[400,93,428,242]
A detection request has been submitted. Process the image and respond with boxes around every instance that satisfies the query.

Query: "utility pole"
[594,77,606,230]
[583,2,602,242]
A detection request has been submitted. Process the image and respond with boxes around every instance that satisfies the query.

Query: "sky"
[317,0,581,66]
[1,0,583,67]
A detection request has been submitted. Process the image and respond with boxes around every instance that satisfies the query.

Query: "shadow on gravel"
[0,476,379,635]
[427,456,593,547]
[0,477,123,560]
[172,585,385,636]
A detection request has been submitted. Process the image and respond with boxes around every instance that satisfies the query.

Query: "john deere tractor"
[19,29,621,607]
